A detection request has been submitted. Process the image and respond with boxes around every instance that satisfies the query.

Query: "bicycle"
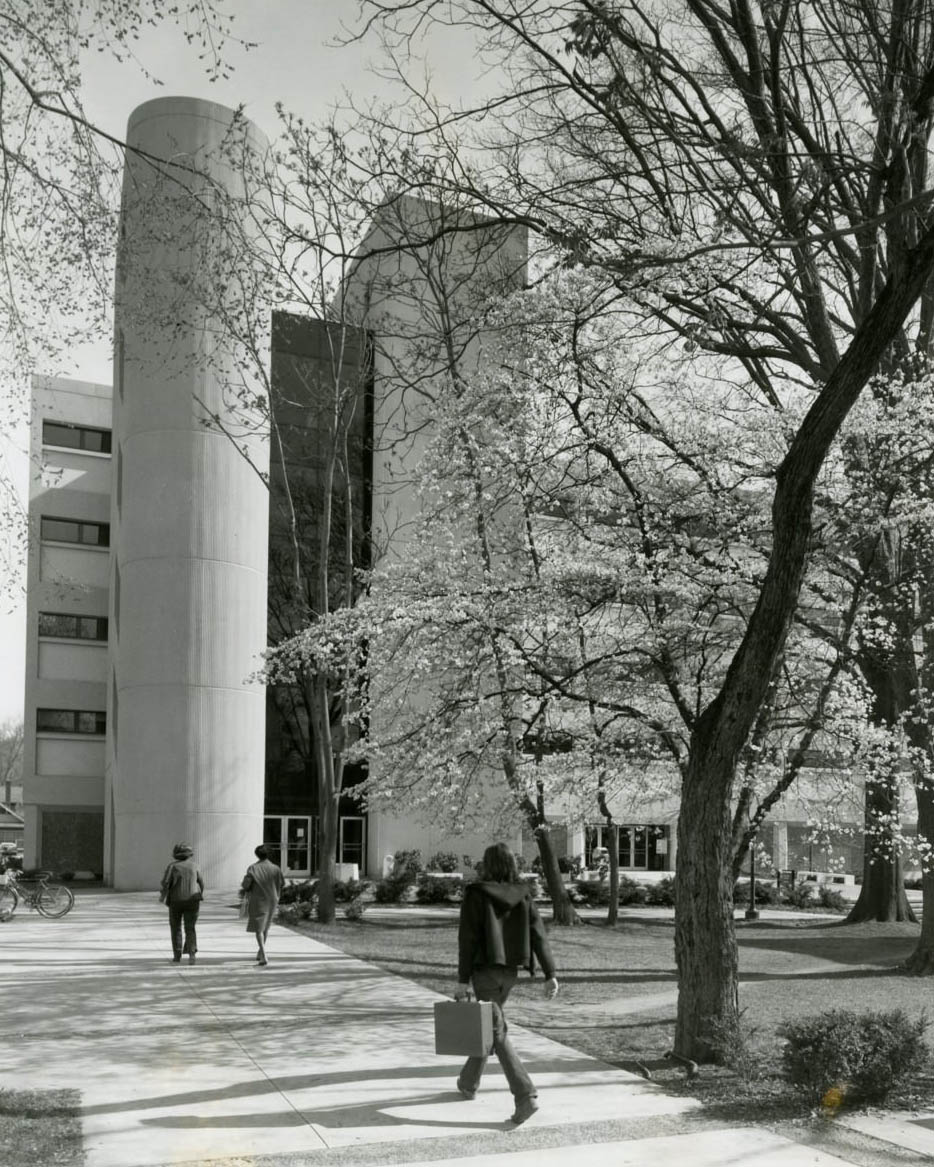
[0,870,75,919]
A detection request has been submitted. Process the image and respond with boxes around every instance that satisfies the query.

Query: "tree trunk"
[904,773,934,972]
[846,772,916,923]
[606,822,620,926]
[316,786,339,924]
[535,827,580,925]
[674,750,738,1063]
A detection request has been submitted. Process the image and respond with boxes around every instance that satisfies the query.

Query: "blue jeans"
[459,966,535,1101]
[168,897,200,958]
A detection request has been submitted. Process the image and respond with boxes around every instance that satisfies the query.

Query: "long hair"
[482,842,521,884]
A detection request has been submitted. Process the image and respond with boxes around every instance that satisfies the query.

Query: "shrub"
[374,876,409,903]
[558,854,584,877]
[618,876,649,906]
[280,879,317,905]
[425,851,460,873]
[344,898,366,921]
[573,878,611,906]
[523,874,542,899]
[817,885,847,911]
[702,1008,763,1081]
[779,1008,930,1106]
[783,882,814,909]
[276,900,315,924]
[415,875,461,904]
[734,879,780,906]
[645,877,676,907]
[904,876,923,890]
[391,849,423,883]
[333,878,366,903]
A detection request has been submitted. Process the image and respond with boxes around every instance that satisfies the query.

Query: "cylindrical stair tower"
[107,98,270,889]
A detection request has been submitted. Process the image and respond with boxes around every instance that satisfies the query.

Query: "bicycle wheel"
[0,885,18,918]
[36,883,75,918]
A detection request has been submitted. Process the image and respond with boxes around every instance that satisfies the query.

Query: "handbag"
[239,894,250,919]
[433,1000,494,1056]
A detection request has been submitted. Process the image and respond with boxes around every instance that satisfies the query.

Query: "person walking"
[159,842,204,965]
[454,842,559,1125]
[240,844,285,966]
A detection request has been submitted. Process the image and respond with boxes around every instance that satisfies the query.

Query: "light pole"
[745,832,760,922]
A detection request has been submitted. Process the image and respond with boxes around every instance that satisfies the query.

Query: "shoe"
[188,954,196,964]
[257,958,268,966]
[456,1078,476,1100]
[510,1096,539,1125]
[172,956,182,963]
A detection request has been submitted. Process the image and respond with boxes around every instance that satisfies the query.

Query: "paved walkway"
[2,890,933,1166]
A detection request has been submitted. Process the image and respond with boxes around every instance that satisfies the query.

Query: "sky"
[0,0,483,723]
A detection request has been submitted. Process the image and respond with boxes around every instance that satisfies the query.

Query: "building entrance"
[263,815,316,877]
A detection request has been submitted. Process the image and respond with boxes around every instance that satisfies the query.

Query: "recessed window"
[36,709,106,736]
[40,516,110,547]
[42,421,112,454]
[38,613,108,642]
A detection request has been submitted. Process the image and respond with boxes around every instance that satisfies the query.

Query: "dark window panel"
[42,421,112,454]
[41,517,110,547]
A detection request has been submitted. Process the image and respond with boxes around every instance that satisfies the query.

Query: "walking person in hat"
[159,842,204,964]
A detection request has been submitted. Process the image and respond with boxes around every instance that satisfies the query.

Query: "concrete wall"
[108,98,271,889]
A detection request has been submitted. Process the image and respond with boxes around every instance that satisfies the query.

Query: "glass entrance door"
[285,816,312,876]
[263,815,315,877]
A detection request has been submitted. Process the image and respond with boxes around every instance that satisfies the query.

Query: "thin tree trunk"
[534,826,580,925]
[606,822,620,926]
[904,774,934,972]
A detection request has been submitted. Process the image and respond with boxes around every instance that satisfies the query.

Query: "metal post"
[745,834,760,921]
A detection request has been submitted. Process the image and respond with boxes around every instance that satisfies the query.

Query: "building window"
[42,421,112,455]
[586,823,669,871]
[38,613,108,641]
[36,709,106,736]
[40,516,110,547]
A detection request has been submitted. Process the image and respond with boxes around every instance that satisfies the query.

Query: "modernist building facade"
[24,96,860,888]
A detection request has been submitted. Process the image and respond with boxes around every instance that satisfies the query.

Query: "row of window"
[36,709,106,736]
[41,516,110,547]
[38,613,108,642]
[42,420,112,454]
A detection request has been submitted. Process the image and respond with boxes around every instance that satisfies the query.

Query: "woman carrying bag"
[454,842,559,1125]
[239,844,285,966]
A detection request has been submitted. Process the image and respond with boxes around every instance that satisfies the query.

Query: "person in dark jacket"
[454,842,559,1125]
[159,842,205,964]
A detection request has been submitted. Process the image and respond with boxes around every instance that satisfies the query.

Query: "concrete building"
[22,376,112,877]
[105,98,272,889]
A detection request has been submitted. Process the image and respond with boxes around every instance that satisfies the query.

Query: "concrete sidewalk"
[1,890,932,1167]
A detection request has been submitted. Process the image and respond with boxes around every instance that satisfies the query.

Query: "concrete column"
[109,98,270,889]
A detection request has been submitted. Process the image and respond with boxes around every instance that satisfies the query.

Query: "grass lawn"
[0,1088,84,1166]
[293,908,934,1115]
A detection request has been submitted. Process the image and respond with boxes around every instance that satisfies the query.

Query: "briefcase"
[433,1000,494,1056]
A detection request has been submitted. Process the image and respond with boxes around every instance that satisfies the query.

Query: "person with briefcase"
[451,841,559,1125]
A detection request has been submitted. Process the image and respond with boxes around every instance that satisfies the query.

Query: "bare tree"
[0,718,23,808]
